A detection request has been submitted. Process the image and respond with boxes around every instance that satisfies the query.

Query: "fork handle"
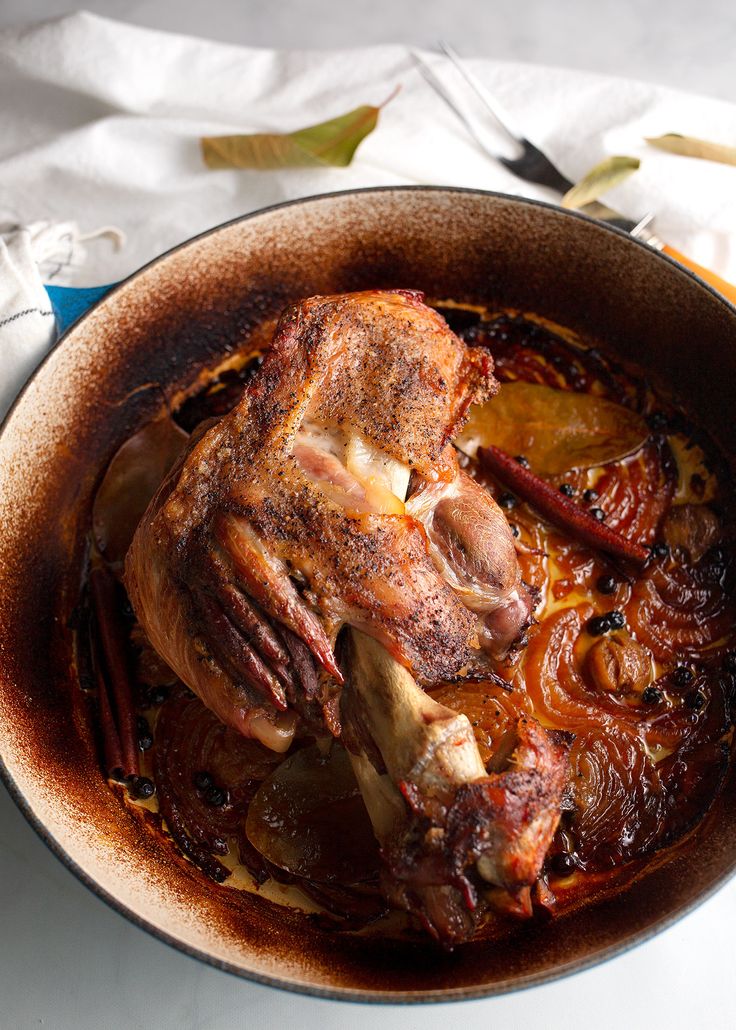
[661,244,736,307]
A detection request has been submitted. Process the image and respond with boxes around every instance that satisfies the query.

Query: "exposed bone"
[343,632,569,944]
[347,630,486,792]
[341,450,560,945]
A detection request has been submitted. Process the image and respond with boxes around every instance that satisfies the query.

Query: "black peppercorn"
[596,574,617,595]
[205,785,228,807]
[649,542,670,559]
[642,686,663,705]
[550,852,577,876]
[137,717,153,751]
[587,610,625,635]
[514,454,530,468]
[583,488,599,504]
[129,776,155,800]
[589,507,605,521]
[686,690,706,711]
[559,483,575,497]
[672,666,694,687]
[509,523,520,538]
[194,770,213,791]
[148,686,169,706]
[498,492,517,509]
[587,615,608,635]
[647,411,669,432]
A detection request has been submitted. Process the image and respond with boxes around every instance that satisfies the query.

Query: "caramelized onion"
[153,687,283,881]
[587,441,675,544]
[246,744,380,884]
[430,680,532,765]
[522,605,641,731]
[626,556,736,661]
[569,729,665,869]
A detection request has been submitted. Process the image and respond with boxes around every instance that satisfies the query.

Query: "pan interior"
[1,188,735,1001]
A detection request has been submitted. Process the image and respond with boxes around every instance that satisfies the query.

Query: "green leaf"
[561,155,640,210]
[201,89,398,170]
[454,381,649,475]
[645,133,736,167]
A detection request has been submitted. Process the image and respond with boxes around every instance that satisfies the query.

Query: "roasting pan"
[1,187,735,1002]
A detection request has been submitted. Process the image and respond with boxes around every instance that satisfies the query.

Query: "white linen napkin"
[0,220,124,418]
[0,226,59,418]
[1,11,735,406]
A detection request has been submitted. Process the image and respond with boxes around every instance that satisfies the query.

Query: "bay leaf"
[455,381,648,475]
[645,133,736,167]
[201,90,397,170]
[246,744,379,883]
[561,155,640,210]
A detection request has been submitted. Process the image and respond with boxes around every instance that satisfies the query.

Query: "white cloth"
[2,10,736,290]
[0,226,56,417]
[0,219,125,416]
[2,12,736,1027]
[2,13,736,422]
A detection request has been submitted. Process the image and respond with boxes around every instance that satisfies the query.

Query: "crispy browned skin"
[126,290,534,743]
[389,719,570,942]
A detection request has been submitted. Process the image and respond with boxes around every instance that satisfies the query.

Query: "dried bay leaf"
[246,744,379,883]
[202,90,397,170]
[561,155,640,210]
[455,381,648,475]
[645,133,736,167]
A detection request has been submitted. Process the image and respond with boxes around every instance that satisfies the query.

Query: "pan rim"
[1,184,735,1002]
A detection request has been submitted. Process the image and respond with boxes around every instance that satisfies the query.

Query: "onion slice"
[246,744,380,884]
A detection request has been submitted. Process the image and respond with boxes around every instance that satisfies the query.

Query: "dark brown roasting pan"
[1,187,735,1001]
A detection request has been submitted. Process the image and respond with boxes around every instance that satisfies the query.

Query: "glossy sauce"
[87,307,736,934]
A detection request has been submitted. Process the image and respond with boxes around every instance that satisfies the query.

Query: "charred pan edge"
[3,185,736,445]
[2,186,736,1002]
[3,741,736,1003]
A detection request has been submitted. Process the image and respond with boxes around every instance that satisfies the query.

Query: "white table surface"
[2,3,736,1028]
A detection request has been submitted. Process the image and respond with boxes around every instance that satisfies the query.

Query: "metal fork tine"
[412,51,493,157]
[437,41,524,146]
[418,43,647,232]
[418,43,575,195]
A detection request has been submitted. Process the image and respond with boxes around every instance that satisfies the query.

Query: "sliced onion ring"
[246,744,380,884]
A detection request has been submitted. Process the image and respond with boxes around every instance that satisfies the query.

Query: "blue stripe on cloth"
[45,283,117,335]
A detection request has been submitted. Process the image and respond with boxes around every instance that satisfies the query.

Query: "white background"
[1,2,736,1028]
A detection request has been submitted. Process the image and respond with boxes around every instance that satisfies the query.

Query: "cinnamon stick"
[90,566,139,778]
[95,646,125,779]
[478,445,650,565]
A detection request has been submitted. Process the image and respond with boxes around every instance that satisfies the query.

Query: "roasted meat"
[344,631,570,943]
[125,289,565,943]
